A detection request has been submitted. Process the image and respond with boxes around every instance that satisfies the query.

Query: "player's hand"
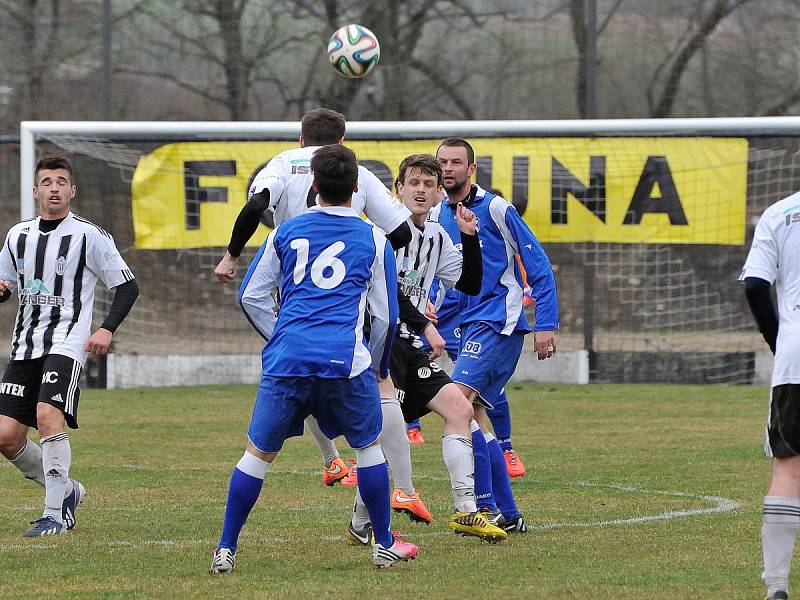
[455,203,477,235]
[424,322,446,360]
[85,328,113,355]
[0,279,11,294]
[533,330,556,360]
[425,300,438,324]
[214,252,238,283]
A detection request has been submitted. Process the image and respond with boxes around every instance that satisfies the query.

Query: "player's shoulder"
[6,217,36,236]
[69,213,113,239]
[767,192,800,219]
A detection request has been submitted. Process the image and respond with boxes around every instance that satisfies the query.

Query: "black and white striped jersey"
[395,218,463,341]
[0,212,134,365]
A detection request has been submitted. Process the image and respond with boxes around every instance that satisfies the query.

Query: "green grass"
[0,383,778,598]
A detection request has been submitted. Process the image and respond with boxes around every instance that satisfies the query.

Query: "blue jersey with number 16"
[238,205,398,379]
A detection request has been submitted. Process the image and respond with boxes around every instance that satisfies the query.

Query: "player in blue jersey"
[432,138,559,533]
[210,145,418,572]
[213,108,412,488]
[346,154,507,544]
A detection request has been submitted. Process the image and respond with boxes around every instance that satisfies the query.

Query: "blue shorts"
[247,370,382,453]
[452,322,524,409]
[421,313,461,362]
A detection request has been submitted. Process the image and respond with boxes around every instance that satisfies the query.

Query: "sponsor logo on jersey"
[0,382,25,397]
[785,211,800,227]
[464,341,482,354]
[454,327,461,339]
[20,278,66,307]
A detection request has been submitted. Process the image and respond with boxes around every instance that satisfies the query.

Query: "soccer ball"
[327,24,380,78]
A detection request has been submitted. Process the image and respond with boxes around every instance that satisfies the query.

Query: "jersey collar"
[308,205,361,218]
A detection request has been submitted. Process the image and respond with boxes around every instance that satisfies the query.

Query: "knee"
[444,387,474,423]
[36,403,65,437]
[0,425,26,457]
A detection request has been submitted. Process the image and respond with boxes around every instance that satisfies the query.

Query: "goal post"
[19,116,800,387]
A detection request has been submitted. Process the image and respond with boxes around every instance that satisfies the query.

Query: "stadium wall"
[100,349,591,389]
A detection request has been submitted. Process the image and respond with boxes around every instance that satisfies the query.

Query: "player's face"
[34,168,75,220]
[436,145,475,197]
[398,168,441,223]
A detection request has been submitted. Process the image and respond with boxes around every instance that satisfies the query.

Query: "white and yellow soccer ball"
[327,24,380,78]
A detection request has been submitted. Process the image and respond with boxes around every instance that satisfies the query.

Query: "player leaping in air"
[213,108,412,488]
[211,144,417,572]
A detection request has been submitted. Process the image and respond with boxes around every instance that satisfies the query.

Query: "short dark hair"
[311,145,358,205]
[437,138,475,164]
[397,154,443,187]
[302,108,346,146]
[35,156,73,184]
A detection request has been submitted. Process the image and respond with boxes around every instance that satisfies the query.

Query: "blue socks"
[486,435,520,519]
[487,393,512,451]
[218,452,269,553]
[356,461,392,547]
[218,468,264,552]
[471,423,498,512]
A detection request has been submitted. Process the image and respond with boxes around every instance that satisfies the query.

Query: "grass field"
[0,382,780,599]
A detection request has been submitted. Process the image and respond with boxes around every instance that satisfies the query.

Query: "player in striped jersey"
[211,145,417,572]
[0,156,138,537]
[347,154,506,544]
[214,108,412,487]
[433,138,559,534]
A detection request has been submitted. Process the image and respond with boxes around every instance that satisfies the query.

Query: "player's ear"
[338,136,345,145]
[298,135,305,147]
[70,185,76,199]
[312,179,319,193]
[467,162,477,177]
[352,181,358,193]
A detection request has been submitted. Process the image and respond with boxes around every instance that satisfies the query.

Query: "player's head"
[34,156,76,219]
[396,154,442,223]
[311,144,358,206]
[301,108,346,147]
[436,138,476,197]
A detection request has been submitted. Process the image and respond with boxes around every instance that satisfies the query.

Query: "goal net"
[17,118,797,386]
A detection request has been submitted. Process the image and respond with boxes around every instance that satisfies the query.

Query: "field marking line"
[0,481,742,551]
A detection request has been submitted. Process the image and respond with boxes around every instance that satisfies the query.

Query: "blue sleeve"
[504,208,559,331]
[366,233,398,379]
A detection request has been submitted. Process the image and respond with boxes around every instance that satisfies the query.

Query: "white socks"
[41,433,72,523]
[305,415,339,467]
[442,433,476,513]
[378,396,415,495]
[9,439,45,486]
[762,496,800,597]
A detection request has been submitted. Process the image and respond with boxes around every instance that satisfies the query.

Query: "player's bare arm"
[425,300,437,324]
[424,322,446,360]
[533,330,557,360]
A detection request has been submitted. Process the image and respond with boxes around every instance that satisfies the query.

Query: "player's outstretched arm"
[214,190,271,282]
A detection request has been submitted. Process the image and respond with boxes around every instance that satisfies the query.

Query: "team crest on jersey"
[56,256,67,275]
[454,327,461,339]
[417,367,431,379]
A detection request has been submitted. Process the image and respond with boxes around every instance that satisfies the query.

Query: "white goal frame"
[20,116,800,220]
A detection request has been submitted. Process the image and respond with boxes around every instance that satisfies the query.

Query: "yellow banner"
[131,138,747,248]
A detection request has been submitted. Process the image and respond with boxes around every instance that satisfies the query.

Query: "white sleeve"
[434,226,463,289]
[359,167,410,234]
[86,231,134,289]
[740,209,778,283]
[365,228,398,378]
[248,154,288,211]
[0,231,18,288]
[239,230,282,341]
